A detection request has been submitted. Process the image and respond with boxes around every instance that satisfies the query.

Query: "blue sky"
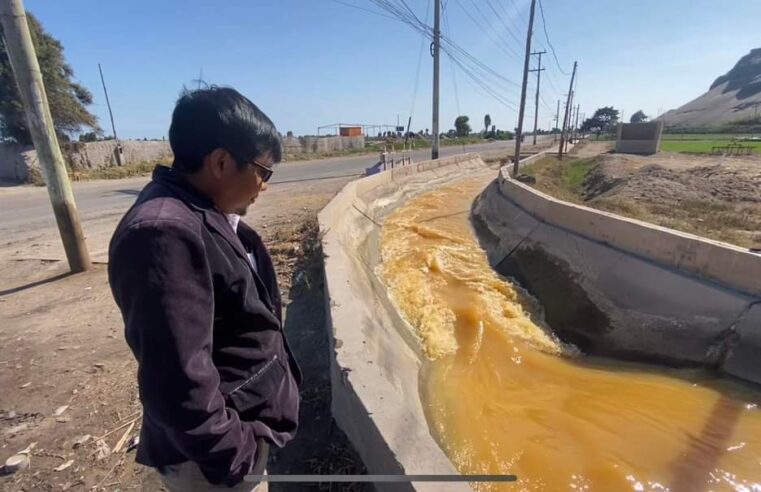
[24,0,761,139]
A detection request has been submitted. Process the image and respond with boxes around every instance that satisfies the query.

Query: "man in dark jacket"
[108,87,301,491]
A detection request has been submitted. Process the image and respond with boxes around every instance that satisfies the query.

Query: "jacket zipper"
[229,355,279,395]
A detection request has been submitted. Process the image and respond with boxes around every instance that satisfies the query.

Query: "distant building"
[339,126,363,137]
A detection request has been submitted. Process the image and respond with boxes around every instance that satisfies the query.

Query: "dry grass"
[305,441,367,492]
[520,155,597,203]
[593,197,761,247]
[68,159,171,181]
[521,152,761,249]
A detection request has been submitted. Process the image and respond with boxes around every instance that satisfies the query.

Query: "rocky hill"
[660,48,761,128]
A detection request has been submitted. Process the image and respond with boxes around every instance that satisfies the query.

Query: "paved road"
[0,138,560,263]
[0,140,519,233]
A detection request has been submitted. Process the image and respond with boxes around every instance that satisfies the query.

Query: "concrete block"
[615,121,663,154]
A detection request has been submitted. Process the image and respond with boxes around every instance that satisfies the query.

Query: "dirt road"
[0,140,553,490]
[0,176,368,491]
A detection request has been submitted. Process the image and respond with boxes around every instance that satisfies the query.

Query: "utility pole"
[194,67,204,90]
[98,63,122,166]
[98,63,118,140]
[554,99,560,142]
[558,61,577,160]
[529,50,546,145]
[431,0,441,160]
[0,0,90,272]
[574,104,580,141]
[513,0,537,176]
[565,90,574,153]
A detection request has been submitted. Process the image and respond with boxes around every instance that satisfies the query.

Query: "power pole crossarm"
[0,0,90,272]
[513,0,537,176]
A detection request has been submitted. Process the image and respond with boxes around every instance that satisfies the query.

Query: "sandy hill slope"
[660,48,761,128]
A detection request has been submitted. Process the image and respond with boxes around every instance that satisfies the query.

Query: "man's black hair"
[169,86,282,173]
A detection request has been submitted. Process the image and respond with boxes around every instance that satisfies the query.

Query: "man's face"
[215,150,273,216]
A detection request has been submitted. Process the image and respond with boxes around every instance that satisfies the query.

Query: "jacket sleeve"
[109,219,259,485]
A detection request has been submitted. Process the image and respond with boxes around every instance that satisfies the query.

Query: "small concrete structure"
[473,166,761,383]
[615,121,663,154]
[319,154,488,491]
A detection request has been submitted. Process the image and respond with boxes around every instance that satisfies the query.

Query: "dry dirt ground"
[0,176,370,491]
[528,142,761,249]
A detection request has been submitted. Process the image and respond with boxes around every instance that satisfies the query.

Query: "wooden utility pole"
[431,0,441,160]
[0,0,90,272]
[513,0,537,176]
[554,99,560,142]
[558,61,577,160]
[529,50,545,145]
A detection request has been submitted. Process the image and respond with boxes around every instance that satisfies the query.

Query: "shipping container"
[339,126,363,137]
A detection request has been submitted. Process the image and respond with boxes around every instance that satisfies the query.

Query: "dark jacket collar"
[151,166,245,258]
[150,165,275,311]
[151,165,215,212]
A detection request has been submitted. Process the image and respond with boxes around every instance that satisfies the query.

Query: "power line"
[328,0,396,19]
[370,0,522,90]
[409,0,432,122]
[504,0,527,28]
[465,0,523,55]
[365,0,520,110]
[453,0,523,61]
[442,9,461,115]
[484,0,524,45]
[537,0,570,75]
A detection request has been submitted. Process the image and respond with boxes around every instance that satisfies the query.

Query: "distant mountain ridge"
[660,48,761,128]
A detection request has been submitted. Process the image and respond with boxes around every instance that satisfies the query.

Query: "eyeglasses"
[247,159,275,183]
[231,152,275,182]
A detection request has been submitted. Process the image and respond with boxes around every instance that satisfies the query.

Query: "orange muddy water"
[379,176,761,491]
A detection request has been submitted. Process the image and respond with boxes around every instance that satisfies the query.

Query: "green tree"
[78,131,99,142]
[581,106,620,134]
[629,110,648,123]
[454,115,471,137]
[484,114,491,134]
[0,13,99,144]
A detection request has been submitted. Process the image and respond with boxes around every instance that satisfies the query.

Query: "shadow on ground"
[268,218,370,492]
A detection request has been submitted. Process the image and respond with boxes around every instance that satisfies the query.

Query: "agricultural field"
[660,133,761,153]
